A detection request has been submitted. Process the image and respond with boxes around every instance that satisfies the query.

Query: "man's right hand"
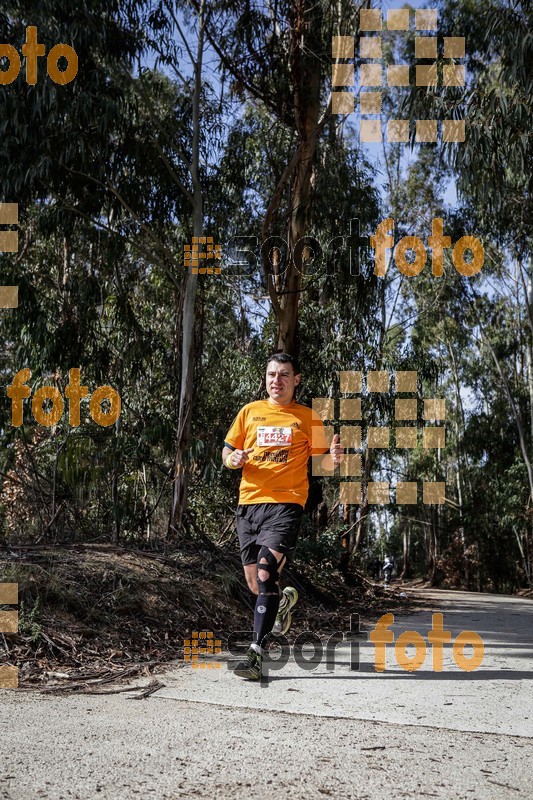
[228,447,254,468]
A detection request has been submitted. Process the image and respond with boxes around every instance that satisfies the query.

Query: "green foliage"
[0,0,530,595]
[18,597,42,644]
[295,521,345,573]
[214,570,242,601]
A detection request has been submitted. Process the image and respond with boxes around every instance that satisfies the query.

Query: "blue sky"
[354,1,460,208]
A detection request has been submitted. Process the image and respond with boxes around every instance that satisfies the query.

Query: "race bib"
[256,426,292,447]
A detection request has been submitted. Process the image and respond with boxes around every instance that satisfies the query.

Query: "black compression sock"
[253,592,280,651]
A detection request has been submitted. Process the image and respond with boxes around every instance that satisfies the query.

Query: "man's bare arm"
[222,446,254,468]
[319,432,343,471]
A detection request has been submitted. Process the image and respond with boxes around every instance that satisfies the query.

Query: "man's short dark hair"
[266,352,301,375]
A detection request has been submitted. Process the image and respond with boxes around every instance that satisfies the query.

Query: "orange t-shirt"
[224,399,330,507]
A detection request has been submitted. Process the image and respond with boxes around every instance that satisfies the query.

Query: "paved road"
[1,589,532,799]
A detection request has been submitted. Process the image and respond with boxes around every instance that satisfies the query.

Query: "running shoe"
[272,586,299,636]
[233,647,262,680]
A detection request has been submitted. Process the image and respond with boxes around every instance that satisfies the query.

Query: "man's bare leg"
[235,549,298,679]
[234,549,286,680]
[243,548,286,595]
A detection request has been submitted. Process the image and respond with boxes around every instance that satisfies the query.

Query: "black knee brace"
[257,546,285,594]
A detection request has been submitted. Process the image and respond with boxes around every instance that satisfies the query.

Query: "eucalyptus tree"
[0,0,226,536]
[194,0,378,356]
[444,0,533,508]
[384,0,533,586]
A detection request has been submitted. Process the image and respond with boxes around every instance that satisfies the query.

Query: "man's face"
[266,361,300,405]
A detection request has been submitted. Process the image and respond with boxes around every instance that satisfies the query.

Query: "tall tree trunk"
[401,521,411,580]
[168,2,205,536]
[446,341,470,586]
[261,1,323,356]
[353,450,372,552]
[111,465,120,545]
[351,278,387,555]
[514,527,532,587]
[428,506,439,585]
[278,141,318,355]
[481,326,533,506]
[524,255,533,448]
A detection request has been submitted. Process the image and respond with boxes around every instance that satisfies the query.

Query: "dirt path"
[1,588,532,799]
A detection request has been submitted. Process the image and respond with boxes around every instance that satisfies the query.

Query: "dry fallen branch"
[131,679,165,699]
[37,662,159,693]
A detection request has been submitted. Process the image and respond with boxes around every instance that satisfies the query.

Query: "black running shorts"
[235,502,304,566]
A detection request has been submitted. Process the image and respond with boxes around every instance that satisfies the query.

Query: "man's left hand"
[330,433,344,465]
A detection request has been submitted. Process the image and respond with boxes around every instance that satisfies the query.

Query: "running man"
[222,352,343,680]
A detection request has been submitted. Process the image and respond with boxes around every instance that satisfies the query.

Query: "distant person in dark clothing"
[369,557,381,581]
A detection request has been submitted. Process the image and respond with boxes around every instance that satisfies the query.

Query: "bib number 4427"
[256,427,292,447]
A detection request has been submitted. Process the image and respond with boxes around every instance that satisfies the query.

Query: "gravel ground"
[1,589,532,799]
